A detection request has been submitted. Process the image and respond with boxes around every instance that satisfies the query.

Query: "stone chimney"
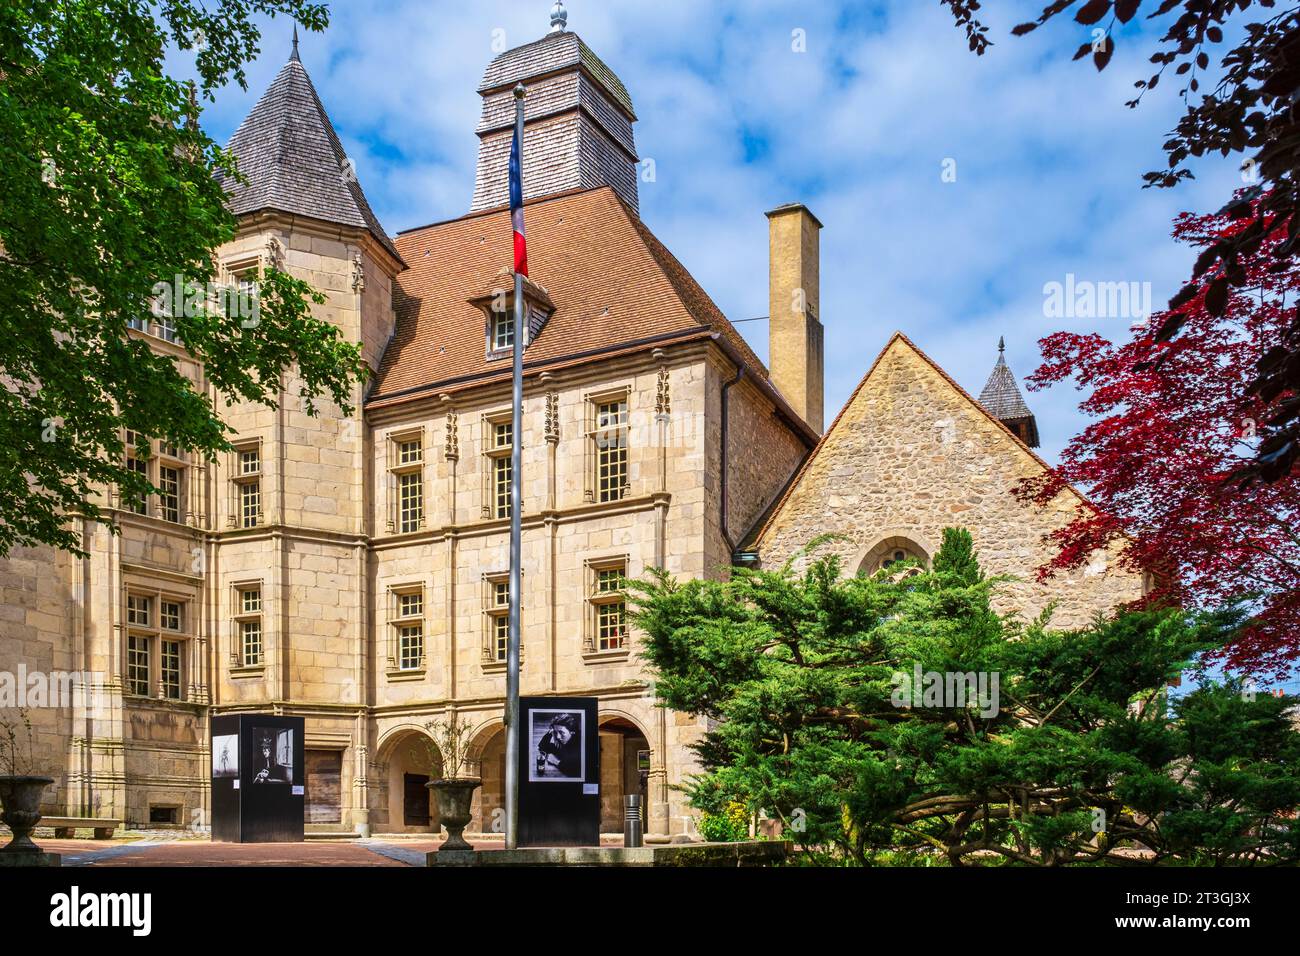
[766,203,824,433]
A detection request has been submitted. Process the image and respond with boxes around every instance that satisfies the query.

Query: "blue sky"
[193,0,1243,464]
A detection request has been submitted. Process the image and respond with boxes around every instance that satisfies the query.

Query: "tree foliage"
[630,531,1300,866]
[0,0,367,556]
[942,0,1300,483]
[1019,198,1300,674]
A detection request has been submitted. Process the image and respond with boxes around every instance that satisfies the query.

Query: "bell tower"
[470,1,640,214]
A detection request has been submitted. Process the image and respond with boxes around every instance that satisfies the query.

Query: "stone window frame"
[385,582,427,681]
[386,427,426,534]
[480,409,515,520]
[582,554,631,662]
[123,583,193,701]
[223,255,261,301]
[230,579,266,676]
[119,431,187,523]
[480,571,524,673]
[583,385,631,504]
[228,438,263,529]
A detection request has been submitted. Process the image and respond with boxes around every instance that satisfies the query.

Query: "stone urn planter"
[0,775,54,854]
[427,778,481,852]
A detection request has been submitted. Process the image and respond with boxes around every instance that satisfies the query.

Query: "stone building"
[0,8,1143,838]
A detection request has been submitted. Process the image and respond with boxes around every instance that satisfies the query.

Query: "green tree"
[0,0,366,556]
[630,531,1300,865]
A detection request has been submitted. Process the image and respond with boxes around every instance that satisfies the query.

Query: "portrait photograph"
[251,728,293,784]
[528,709,584,783]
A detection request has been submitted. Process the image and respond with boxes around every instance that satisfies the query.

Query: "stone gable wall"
[759,339,1146,627]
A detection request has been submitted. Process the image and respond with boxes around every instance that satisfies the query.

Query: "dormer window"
[470,273,555,361]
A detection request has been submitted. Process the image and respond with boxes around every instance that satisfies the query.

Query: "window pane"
[398,439,422,465]
[596,430,627,503]
[494,455,512,519]
[160,601,182,631]
[399,471,423,532]
[493,314,514,350]
[239,449,260,474]
[241,480,260,527]
[127,635,150,695]
[597,601,626,651]
[126,454,150,515]
[398,624,423,671]
[126,595,152,627]
[161,639,182,699]
[240,588,261,614]
[493,614,508,661]
[398,592,423,618]
[241,620,262,666]
[159,465,181,523]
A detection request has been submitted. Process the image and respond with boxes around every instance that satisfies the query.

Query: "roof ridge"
[397,185,603,237]
[620,201,770,379]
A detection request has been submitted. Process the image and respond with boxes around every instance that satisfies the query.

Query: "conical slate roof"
[218,44,401,262]
[978,338,1039,447]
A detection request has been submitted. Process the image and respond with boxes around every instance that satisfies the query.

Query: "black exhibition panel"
[517,696,600,846]
[210,713,305,843]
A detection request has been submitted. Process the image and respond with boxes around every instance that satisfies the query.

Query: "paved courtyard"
[23,832,634,866]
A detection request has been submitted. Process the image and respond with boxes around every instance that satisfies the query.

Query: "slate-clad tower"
[470,5,640,214]
[977,337,1040,448]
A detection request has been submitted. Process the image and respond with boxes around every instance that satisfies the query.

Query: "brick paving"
[23,832,633,866]
[47,839,405,867]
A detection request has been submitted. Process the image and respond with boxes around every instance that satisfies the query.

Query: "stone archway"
[374,726,442,835]
[597,714,652,834]
[856,535,932,576]
[465,720,505,837]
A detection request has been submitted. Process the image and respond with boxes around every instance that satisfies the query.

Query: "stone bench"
[38,817,122,840]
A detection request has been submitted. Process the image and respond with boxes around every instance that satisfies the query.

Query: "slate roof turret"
[218,38,401,263]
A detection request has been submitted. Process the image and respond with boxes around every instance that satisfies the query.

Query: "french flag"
[509,123,527,277]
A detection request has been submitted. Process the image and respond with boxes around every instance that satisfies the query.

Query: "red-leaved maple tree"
[1019,199,1300,676]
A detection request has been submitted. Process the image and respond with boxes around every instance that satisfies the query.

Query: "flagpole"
[505,81,526,851]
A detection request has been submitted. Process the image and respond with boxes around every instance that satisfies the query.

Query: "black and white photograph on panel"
[251,727,293,784]
[529,708,585,782]
[212,734,239,779]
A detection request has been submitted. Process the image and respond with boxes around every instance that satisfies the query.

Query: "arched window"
[858,537,930,576]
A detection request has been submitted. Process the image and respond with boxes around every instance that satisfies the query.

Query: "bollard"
[623,794,644,848]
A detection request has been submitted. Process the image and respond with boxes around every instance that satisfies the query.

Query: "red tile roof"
[369,186,768,403]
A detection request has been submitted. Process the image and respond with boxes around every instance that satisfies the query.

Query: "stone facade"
[755,333,1148,624]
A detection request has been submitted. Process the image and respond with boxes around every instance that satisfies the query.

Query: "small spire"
[290,23,300,61]
[998,335,1005,354]
[549,1,568,33]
